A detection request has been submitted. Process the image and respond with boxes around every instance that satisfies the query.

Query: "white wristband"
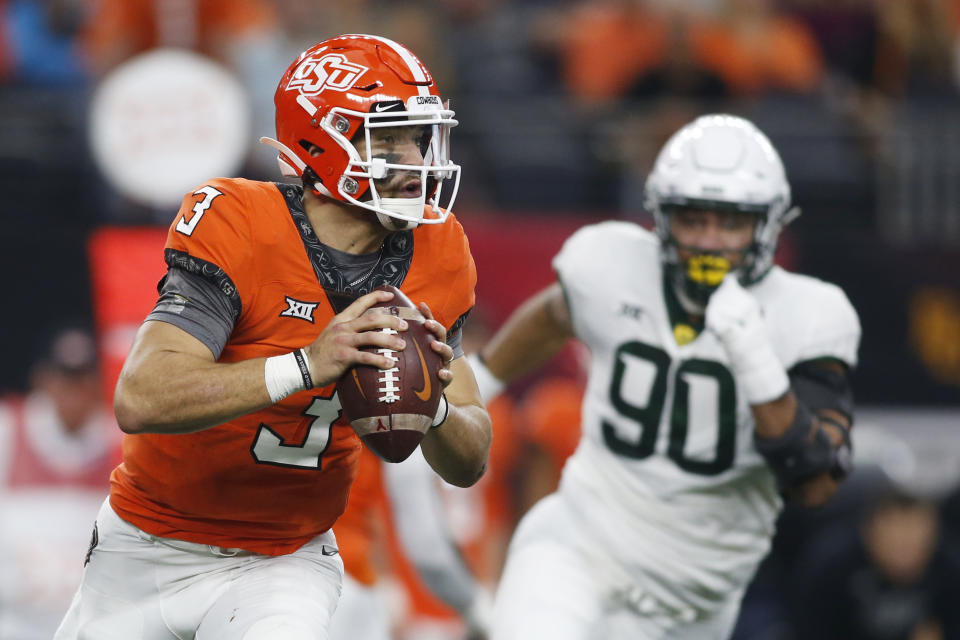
[431,394,449,428]
[264,349,313,404]
[466,353,505,405]
[723,332,789,405]
[734,346,789,405]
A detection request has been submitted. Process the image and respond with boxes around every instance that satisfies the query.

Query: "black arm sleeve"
[789,359,855,423]
[145,267,236,359]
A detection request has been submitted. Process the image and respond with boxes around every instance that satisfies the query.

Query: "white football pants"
[491,494,741,640]
[54,499,344,640]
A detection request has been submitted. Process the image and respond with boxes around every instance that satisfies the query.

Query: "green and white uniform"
[492,221,860,640]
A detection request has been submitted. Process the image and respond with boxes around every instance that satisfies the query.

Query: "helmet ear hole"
[299,140,324,157]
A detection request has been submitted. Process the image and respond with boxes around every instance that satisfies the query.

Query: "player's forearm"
[114,351,274,434]
[480,283,573,384]
[420,401,491,487]
[750,390,796,439]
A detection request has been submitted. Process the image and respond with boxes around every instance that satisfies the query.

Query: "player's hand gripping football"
[417,301,455,390]
[302,289,409,388]
[705,274,789,404]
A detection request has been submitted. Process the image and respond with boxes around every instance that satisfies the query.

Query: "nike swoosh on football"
[351,369,366,400]
[412,339,432,401]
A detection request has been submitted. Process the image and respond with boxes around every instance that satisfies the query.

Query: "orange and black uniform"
[110,178,476,556]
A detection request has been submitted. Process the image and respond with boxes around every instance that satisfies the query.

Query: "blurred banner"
[89,49,250,210]
[87,227,167,405]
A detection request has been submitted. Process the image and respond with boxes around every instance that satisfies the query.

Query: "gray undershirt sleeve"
[146,267,236,359]
[145,266,463,361]
[448,328,463,360]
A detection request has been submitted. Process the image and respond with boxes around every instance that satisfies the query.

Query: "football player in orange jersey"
[55,34,491,640]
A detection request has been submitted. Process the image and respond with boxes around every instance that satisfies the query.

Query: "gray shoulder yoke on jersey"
[146,267,235,359]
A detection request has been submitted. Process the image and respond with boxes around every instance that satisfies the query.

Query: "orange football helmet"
[261,34,460,229]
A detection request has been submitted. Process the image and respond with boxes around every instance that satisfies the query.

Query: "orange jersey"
[110,178,476,555]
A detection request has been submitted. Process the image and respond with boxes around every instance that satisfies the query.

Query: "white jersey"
[552,221,860,615]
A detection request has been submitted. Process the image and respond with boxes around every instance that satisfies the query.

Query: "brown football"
[336,285,443,463]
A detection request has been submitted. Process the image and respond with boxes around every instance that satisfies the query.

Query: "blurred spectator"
[439,0,595,210]
[0,0,89,85]
[790,0,880,90]
[80,0,276,75]
[0,0,113,397]
[942,483,960,546]
[458,308,526,585]
[687,0,824,97]
[457,391,522,584]
[326,310,519,640]
[271,0,452,92]
[377,393,517,640]
[0,325,120,640]
[553,0,822,107]
[873,0,957,98]
[555,0,672,106]
[552,1,727,106]
[0,0,98,220]
[792,487,960,639]
[330,447,494,640]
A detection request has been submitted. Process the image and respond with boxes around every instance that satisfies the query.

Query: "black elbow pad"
[789,361,855,421]
[755,402,852,493]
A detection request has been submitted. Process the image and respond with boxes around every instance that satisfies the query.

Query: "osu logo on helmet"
[286,54,369,96]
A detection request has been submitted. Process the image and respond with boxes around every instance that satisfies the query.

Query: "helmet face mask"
[262,34,460,229]
[644,114,798,312]
[659,203,762,311]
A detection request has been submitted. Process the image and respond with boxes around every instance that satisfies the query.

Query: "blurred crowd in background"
[1,0,959,639]
[3,0,960,400]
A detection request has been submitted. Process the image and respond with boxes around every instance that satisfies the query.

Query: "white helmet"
[644,114,798,309]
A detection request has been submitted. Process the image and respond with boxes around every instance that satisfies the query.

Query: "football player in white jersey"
[468,114,861,640]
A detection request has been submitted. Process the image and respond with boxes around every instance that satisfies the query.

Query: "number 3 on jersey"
[176,185,223,236]
[603,341,737,476]
[252,393,341,469]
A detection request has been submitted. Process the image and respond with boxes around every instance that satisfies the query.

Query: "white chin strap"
[376,197,426,230]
